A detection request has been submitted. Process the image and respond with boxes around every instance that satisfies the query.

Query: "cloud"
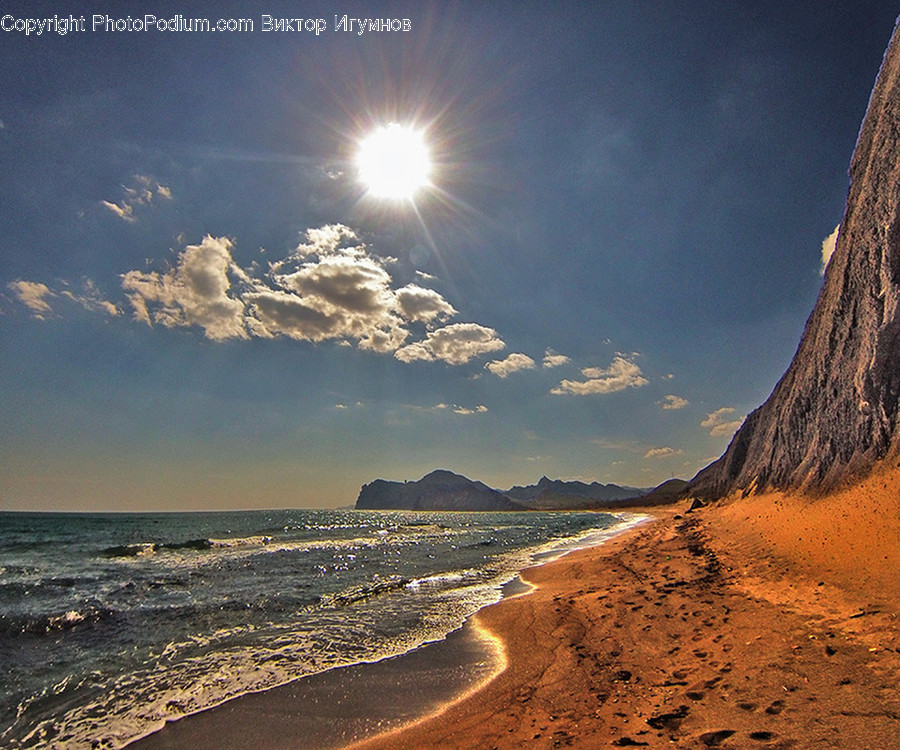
[9,278,120,319]
[542,349,571,368]
[452,404,489,415]
[551,356,648,395]
[102,174,173,223]
[702,407,745,437]
[395,284,457,323]
[485,352,536,378]
[8,280,55,317]
[644,446,683,459]
[122,235,248,341]
[396,322,505,365]
[60,279,120,316]
[21,223,504,367]
[101,200,135,223]
[821,224,839,274]
[660,394,689,410]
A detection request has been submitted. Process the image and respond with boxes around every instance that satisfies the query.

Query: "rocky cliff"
[692,20,900,497]
[355,469,525,511]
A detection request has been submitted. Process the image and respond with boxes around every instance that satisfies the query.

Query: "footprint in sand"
[765,699,785,715]
[699,729,735,746]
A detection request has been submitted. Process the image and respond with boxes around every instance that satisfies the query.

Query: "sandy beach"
[349,482,900,748]
[131,475,900,749]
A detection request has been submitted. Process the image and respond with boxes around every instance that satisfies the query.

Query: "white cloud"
[393,340,434,363]
[453,404,488,415]
[395,284,456,323]
[542,349,571,368]
[60,279,120,316]
[821,224,839,274]
[702,407,745,437]
[644,446,683,458]
[20,222,507,367]
[122,235,248,341]
[551,356,648,395]
[660,394,689,410]
[101,200,135,223]
[8,280,55,317]
[396,323,505,365]
[485,352,536,378]
[101,174,173,223]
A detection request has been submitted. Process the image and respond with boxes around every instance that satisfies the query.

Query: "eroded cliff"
[692,20,900,497]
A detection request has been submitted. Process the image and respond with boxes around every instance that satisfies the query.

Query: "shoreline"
[130,490,900,749]
[350,494,900,749]
[127,510,651,750]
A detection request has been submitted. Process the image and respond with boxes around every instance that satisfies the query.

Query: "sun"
[357,123,432,200]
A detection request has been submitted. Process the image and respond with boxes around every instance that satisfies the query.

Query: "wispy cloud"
[701,407,744,437]
[8,280,55,318]
[101,174,173,223]
[659,394,689,410]
[452,404,488,415]
[485,352,536,378]
[60,279,120,316]
[7,278,119,319]
[644,446,683,458]
[551,355,648,395]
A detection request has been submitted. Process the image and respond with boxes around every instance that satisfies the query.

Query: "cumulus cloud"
[551,356,648,395]
[102,174,173,223]
[485,352,536,378]
[702,407,745,437]
[8,280,55,317]
[115,225,503,366]
[395,284,457,322]
[122,235,248,341]
[644,446,683,459]
[660,394,689,410]
[396,323,505,365]
[821,224,839,274]
[16,223,510,368]
[542,350,571,368]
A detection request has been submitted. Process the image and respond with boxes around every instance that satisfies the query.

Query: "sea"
[0,508,646,749]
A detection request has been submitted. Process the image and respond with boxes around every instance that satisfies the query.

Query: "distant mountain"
[692,23,900,498]
[355,469,526,511]
[504,476,647,504]
[354,470,686,512]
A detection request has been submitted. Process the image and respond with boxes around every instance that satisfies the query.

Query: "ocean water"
[0,508,644,749]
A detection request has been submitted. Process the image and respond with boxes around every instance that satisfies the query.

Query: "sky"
[1,1,898,511]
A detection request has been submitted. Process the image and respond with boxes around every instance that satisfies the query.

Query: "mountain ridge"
[355,470,677,511]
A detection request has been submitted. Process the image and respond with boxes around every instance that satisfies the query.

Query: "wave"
[0,605,118,638]
[318,575,412,608]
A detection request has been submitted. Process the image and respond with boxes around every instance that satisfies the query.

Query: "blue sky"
[1,1,897,510]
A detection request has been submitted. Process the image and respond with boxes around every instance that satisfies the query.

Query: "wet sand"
[132,476,900,749]
[351,482,900,749]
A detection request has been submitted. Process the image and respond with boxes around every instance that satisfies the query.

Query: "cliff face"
[355,469,525,511]
[692,21,900,497]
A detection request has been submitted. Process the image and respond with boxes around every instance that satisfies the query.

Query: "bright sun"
[357,123,432,200]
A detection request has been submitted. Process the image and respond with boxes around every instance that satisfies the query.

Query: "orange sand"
[349,474,900,749]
